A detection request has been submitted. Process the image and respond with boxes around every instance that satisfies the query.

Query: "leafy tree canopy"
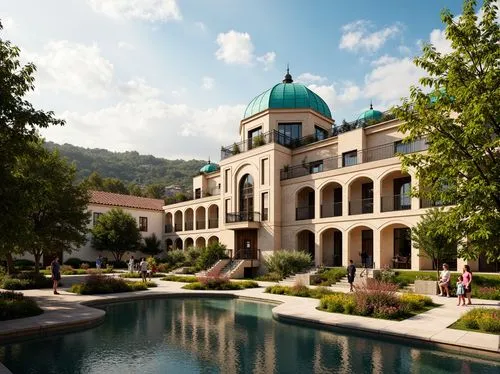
[15,140,90,272]
[394,0,500,262]
[142,233,162,256]
[91,208,142,262]
[412,209,460,279]
[0,21,64,258]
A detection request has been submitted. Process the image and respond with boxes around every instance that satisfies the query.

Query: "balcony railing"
[185,221,193,231]
[296,206,315,220]
[165,224,173,233]
[221,110,398,161]
[349,198,374,215]
[320,202,342,218]
[194,188,221,199]
[280,139,427,181]
[381,195,411,212]
[208,218,219,228]
[196,221,206,230]
[226,211,261,223]
[174,223,182,232]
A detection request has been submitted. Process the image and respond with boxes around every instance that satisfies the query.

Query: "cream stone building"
[76,191,165,262]
[164,70,494,276]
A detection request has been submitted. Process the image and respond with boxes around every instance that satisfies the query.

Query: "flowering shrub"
[318,281,435,320]
[80,263,90,270]
[69,274,152,294]
[476,287,500,301]
[456,308,500,333]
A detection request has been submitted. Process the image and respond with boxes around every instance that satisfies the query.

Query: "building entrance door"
[236,230,258,259]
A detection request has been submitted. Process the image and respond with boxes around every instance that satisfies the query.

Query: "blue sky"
[0,0,479,161]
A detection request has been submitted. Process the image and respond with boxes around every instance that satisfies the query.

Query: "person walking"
[96,255,102,270]
[462,265,473,305]
[347,260,356,292]
[51,256,61,295]
[140,258,148,283]
[438,263,451,297]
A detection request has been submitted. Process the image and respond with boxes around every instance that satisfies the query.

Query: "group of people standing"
[438,263,473,306]
[128,256,156,282]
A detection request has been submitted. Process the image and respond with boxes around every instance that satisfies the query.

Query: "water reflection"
[0,298,499,374]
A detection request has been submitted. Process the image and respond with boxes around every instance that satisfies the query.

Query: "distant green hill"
[44,142,206,192]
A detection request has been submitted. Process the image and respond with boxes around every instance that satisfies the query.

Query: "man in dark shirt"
[51,257,61,295]
[347,260,356,292]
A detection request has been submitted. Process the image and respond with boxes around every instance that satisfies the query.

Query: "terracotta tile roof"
[89,191,164,211]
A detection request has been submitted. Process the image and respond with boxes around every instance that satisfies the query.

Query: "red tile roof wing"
[89,191,164,211]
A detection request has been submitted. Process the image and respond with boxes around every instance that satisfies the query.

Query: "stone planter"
[414,280,439,295]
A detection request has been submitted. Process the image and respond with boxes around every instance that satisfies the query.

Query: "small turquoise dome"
[358,103,383,123]
[243,69,332,120]
[200,162,218,174]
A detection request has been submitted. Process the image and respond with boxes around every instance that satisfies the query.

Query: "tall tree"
[91,208,142,262]
[17,141,90,272]
[144,183,165,199]
[142,233,162,256]
[412,209,460,280]
[0,21,64,264]
[394,0,500,262]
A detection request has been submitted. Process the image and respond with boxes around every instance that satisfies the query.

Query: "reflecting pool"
[1,298,499,373]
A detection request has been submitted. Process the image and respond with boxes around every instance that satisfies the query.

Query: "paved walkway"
[0,277,499,373]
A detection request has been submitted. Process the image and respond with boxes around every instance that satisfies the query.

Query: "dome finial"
[208,156,211,164]
[370,100,373,110]
[283,64,293,83]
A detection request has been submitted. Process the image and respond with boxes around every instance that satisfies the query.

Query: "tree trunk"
[34,253,41,273]
[5,252,14,274]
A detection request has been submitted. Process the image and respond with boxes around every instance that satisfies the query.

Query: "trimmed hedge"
[182,277,259,291]
[0,291,43,321]
[160,275,198,283]
[69,275,155,295]
[2,273,53,290]
[265,285,335,299]
[452,308,500,334]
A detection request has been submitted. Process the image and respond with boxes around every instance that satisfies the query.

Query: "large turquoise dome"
[358,103,383,123]
[243,70,332,120]
[200,162,218,173]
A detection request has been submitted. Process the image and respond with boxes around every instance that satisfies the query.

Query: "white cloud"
[296,73,327,85]
[339,20,400,53]
[201,76,215,90]
[363,57,423,106]
[171,88,187,97]
[29,41,114,98]
[215,30,254,65]
[118,78,161,100]
[256,51,276,71]
[117,41,135,50]
[42,99,245,160]
[0,16,14,31]
[87,0,181,22]
[338,82,361,102]
[429,28,452,54]
[371,55,398,66]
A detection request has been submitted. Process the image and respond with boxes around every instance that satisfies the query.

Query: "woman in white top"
[140,258,148,283]
[438,263,451,297]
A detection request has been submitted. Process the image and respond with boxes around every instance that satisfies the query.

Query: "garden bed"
[1,272,54,290]
[265,285,335,299]
[450,308,500,335]
[119,272,166,279]
[160,275,198,283]
[318,281,437,320]
[69,275,156,295]
[182,277,259,291]
[0,291,43,321]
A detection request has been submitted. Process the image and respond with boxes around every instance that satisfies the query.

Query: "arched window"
[239,174,254,214]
